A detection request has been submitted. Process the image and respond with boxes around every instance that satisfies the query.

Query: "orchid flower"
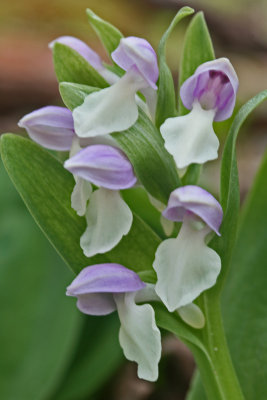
[160,58,239,169]
[66,263,161,381]
[49,36,119,85]
[18,105,117,153]
[18,106,75,151]
[153,185,223,312]
[72,36,159,137]
[64,144,136,257]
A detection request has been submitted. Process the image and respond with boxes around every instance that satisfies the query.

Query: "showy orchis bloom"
[66,263,161,381]
[160,58,239,169]
[49,36,118,85]
[64,145,136,257]
[73,36,159,137]
[153,185,223,311]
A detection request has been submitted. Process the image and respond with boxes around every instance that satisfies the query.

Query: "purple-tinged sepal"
[162,185,223,235]
[160,58,238,169]
[112,36,159,90]
[67,263,161,381]
[153,186,222,311]
[180,58,238,121]
[73,37,159,137]
[18,106,75,151]
[64,144,137,190]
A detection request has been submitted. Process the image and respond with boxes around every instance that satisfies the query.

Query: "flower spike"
[160,58,238,169]
[153,185,222,311]
[67,263,161,381]
[73,37,159,137]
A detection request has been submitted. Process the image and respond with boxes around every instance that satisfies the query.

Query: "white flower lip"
[67,264,161,381]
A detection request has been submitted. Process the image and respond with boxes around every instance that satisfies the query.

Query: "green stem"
[194,292,245,400]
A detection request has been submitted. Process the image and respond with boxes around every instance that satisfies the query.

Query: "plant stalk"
[193,292,245,400]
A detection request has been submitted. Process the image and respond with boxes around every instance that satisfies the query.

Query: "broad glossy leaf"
[0,161,82,400]
[212,90,267,290]
[54,82,181,203]
[222,149,267,399]
[86,8,123,58]
[155,6,194,128]
[114,109,181,203]
[53,43,108,87]
[53,314,123,400]
[178,12,215,116]
[1,134,160,279]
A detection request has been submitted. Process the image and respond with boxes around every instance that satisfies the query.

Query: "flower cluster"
[18,16,238,382]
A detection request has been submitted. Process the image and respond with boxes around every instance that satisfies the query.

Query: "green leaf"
[222,149,267,399]
[212,90,267,291]
[178,12,215,116]
[53,43,108,87]
[53,315,123,400]
[59,82,99,111]
[55,82,181,204]
[155,6,194,128]
[114,109,181,203]
[122,187,165,238]
[182,163,202,185]
[0,161,82,400]
[86,8,123,58]
[1,134,160,279]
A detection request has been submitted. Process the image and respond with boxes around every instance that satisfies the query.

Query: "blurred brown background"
[0,1,266,399]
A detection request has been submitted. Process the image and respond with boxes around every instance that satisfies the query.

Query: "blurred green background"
[0,1,266,399]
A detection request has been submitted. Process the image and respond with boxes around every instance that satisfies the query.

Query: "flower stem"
[194,291,245,400]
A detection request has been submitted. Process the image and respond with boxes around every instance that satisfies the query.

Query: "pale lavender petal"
[49,36,103,71]
[76,293,116,315]
[18,106,75,151]
[180,58,238,121]
[112,37,159,89]
[66,263,146,296]
[162,186,223,235]
[64,144,137,190]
